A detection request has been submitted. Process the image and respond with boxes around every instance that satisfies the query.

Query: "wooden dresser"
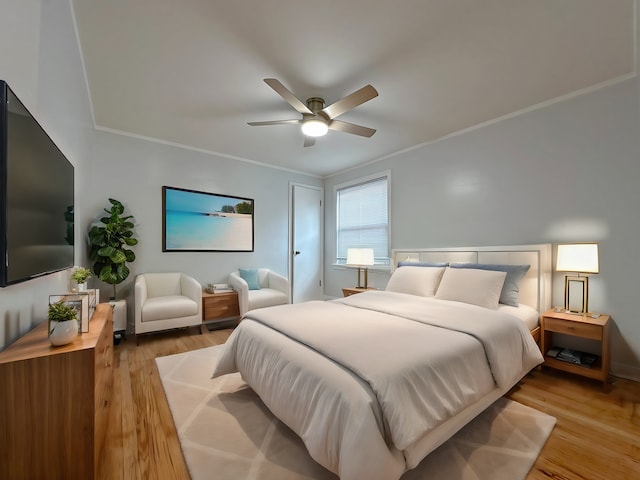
[0,303,113,479]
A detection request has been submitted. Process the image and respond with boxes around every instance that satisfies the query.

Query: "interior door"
[291,184,323,303]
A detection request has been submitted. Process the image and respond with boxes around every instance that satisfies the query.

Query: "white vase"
[49,319,79,346]
[77,282,87,292]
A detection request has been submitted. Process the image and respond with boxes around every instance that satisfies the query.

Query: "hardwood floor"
[100,326,640,479]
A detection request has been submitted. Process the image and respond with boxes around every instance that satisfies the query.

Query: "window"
[335,172,390,265]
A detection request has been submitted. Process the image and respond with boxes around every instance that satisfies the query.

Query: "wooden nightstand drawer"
[202,291,239,321]
[543,317,601,340]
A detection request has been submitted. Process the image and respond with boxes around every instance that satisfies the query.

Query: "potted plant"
[88,198,138,300]
[71,267,92,291]
[48,301,79,346]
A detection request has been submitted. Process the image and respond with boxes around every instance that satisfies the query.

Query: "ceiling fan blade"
[321,84,378,120]
[247,119,301,126]
[328,119,376,138]
[264,78,313,115]
[303,136,316,147]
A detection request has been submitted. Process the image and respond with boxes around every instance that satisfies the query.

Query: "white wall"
[325,77,640,379]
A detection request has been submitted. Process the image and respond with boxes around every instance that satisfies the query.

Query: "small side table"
[202,291,240,323]
[342,287,377,297]
[540,309,611,390]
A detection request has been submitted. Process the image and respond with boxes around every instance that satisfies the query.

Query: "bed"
[212,244,551,480]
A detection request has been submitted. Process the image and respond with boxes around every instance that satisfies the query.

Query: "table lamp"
[346,248,375,289]
[556,243,599,314]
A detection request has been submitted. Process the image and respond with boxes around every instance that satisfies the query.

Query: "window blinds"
[336,175,388,263]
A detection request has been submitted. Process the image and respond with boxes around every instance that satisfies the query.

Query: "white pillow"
[435,267,507,309]
[385,266,446,297]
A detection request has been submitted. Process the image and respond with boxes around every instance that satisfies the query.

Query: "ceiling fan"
[248,78,378,147]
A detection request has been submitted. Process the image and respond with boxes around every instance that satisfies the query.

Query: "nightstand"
[540,309,611,389]
[202,291,240,323]
[342,287,377,297]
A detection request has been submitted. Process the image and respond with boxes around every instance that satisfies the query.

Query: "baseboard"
[611,362,640,383]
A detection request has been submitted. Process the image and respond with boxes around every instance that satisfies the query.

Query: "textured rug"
[156,345,555,480]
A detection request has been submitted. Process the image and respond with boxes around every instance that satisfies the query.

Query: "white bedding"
[497,303,540,330]
[213,291,543,480]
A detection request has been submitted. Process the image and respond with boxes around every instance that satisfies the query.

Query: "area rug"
[156,345,555,480]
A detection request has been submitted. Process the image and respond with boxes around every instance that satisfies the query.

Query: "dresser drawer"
[543,317,602,340]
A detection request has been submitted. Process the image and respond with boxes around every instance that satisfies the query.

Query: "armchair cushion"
[141,295,199,323]
[239,268,261,290]
[248,288,289,311]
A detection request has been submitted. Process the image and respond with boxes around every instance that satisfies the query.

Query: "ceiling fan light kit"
[248,78,378,147]
[301,118,328,137]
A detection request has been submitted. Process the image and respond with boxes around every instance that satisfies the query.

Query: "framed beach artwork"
[162,186,254,252]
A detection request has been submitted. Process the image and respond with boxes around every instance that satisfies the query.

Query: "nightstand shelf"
[540,309,610,390]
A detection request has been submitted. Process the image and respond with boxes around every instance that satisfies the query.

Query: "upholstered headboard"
[391,244,552,312]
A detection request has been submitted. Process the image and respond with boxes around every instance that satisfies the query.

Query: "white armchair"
[135,272,202,343]
[228,268,290,316]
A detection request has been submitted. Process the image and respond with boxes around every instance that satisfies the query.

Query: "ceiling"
[72,0,635,177]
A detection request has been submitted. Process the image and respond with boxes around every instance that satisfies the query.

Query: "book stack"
[547,347,598,368]
[207,283,234,293]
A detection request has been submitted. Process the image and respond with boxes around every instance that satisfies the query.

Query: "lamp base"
[556,307,600,318]
[355,266,369,289]
[564,275,589,315]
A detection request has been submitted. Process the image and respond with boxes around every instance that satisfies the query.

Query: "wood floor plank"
[120,348,140,480]
[101,327,640,479]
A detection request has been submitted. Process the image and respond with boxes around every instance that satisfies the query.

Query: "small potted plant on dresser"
[71,267,92,291]
[48,301,79,346]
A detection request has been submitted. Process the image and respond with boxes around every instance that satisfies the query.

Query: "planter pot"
[49,319,79,346]
[76,282,87,292]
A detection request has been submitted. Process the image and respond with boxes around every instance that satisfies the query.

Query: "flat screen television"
[0,80,74,287]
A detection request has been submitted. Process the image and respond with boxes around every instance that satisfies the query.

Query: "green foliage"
[48,301,78,323]
[236,201,253,215]
[221,205,235,213]
[88,198,138,299]
[71,267,92,283]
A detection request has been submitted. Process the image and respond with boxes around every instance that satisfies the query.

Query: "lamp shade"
[346,248,374,266]
[556,243,599,273]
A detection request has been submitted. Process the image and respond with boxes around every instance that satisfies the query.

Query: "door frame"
[289,182,324,302]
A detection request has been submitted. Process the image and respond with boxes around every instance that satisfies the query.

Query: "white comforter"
[213,291,543,480]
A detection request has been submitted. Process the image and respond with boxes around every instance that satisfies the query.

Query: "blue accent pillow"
[239,268,260,290]
[397,261,448,268]
[450,263,530,307]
